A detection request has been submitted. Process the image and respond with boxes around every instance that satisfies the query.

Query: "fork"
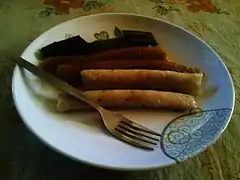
[16,58,161,150]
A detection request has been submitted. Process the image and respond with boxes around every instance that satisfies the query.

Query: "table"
[1,0,240,179]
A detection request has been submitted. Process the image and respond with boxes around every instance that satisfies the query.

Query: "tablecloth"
[1,0,240,179]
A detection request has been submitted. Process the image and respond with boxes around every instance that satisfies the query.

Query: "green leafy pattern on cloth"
[1,0,240,179]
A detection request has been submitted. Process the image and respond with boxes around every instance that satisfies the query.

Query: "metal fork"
[16,58,161,150]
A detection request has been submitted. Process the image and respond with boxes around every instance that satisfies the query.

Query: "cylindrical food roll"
[56,60,200,86]
[39,46,167,74]
[81,70,203,95]
[56,90,197,112]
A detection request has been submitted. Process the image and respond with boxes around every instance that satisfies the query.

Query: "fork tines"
[114,116,161,150]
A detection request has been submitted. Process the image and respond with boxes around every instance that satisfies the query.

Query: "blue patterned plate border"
[160,108,232,162]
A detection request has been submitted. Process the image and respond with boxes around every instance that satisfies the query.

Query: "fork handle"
[61,86,102,111]
[16,58,102,111]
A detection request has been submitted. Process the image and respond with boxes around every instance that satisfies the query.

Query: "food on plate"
[36,28,203,111]
[114,27,158,45]
[39,46,167,74]
[39,35,87,59]
[56,90,197,112]
[55,60,200,86]
[81,69,203,95]
[56,59,200,74]
[38,27,158,59]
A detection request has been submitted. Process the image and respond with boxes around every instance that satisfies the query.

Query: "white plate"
[12,13,235,170]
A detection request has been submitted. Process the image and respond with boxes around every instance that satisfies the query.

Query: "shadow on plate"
[19,68,106,133]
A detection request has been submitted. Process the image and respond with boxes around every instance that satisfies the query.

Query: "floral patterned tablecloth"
[1,0,240,179]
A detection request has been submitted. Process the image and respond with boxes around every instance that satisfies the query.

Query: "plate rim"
[12,12,236,171]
